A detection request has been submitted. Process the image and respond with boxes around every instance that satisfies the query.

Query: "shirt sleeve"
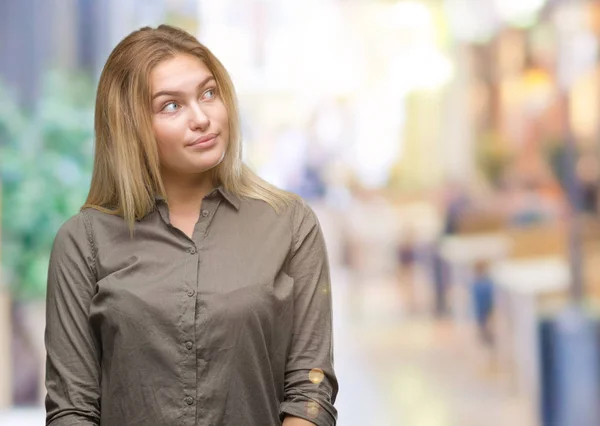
[280,201,339,426]
[45,212,101,426]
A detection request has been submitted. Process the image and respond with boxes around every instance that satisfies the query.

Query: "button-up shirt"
[44,187,338,426]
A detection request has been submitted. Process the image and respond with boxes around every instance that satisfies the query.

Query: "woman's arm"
[283,416,316,426]
[45,213,101,425]
[279,201,338,426]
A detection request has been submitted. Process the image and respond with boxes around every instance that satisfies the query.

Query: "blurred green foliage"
[0,71,95,300]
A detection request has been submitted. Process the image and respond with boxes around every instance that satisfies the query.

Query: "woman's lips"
[187,134,218,148]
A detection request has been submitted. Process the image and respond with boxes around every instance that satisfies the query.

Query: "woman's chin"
[187,157,225,175]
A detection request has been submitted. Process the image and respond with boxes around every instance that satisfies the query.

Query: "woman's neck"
[161,172,215,216]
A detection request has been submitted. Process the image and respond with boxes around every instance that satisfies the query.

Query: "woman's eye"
[203,88,216,100]
[162,102,179,112]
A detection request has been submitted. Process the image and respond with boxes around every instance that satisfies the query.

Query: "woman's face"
[150,53,229,180]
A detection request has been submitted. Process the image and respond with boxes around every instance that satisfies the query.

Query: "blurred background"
[2,0,600,425]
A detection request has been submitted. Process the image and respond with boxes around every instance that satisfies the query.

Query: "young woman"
[44,24,338,426]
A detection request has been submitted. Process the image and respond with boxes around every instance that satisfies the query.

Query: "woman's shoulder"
[51,211,95,256]
[240,190,313,221]
[249,194,324,244]
[55,211,87,238]
[78,205,131,229]
[54,207,128,248]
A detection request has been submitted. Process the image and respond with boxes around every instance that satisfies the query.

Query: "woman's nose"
[189,104,210,130]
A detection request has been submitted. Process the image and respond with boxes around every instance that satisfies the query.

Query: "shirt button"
[187,289,195,297]
[185,341,193,350]
[201,210,209,217]
[184,396,194,406]
[188,247,197,254]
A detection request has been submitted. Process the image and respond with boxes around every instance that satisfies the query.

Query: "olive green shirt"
[44,187,338,426]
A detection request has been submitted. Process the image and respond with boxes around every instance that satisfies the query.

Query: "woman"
[44,24,338,426]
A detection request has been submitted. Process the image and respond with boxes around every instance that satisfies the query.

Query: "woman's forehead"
[150,54,213,92]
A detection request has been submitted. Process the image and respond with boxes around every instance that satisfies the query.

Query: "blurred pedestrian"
[471,261,495,346]
[396,228,419,314]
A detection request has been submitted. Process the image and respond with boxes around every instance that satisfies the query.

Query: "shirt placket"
[181,236,199,422]
[155,200,200,423]
[190,196,220,424]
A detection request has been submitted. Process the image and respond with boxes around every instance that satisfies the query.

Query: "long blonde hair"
[83,24,297,230]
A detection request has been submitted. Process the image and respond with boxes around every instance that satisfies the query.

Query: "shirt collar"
[211,185,241,210]
[154,185,240,211]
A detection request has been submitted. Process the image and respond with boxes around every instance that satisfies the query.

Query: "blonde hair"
[83,24,298,230]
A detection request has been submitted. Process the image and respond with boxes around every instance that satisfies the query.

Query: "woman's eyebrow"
[152,76,215,100]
